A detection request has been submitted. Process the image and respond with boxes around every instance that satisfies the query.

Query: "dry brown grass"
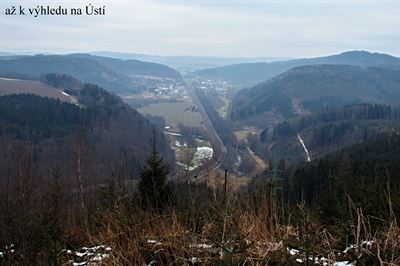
[84,196,400,266]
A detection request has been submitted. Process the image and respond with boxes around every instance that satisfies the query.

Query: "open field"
[201,93,230,119]
[234,127,260,142]
[247,147,267,172]
[138,101,204,132]
[234,130,250,142]
[0,77,77,104]
[217,96,230,119]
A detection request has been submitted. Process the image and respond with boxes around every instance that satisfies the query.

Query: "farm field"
[138,100,204,132]
[233,127,260,142]
[0,77,77,104]
[217,96,230,119]
[201,93,230,119]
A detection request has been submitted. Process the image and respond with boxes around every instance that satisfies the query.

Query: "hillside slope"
[253,104,400,165]
[230,65,400,126]
[285,133,400,222]
[0,80,174,182]
[0,77,77,104]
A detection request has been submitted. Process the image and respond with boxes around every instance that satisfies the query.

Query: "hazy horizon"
[1,0,399,58]
[1,49,398,60]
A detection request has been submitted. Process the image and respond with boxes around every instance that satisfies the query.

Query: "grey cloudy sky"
[1,0,399,57]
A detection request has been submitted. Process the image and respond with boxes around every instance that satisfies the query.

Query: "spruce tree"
[138,136,172,211]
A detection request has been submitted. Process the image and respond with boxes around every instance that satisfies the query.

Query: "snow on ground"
[64,245,112,265]
[334,262,353,266]
[286,242,371,266]
[174,140,187,147]
[192,146,213,167]
[0,239,372,265]
[297,133,311,162]
[189,243,213,249]
[177,146,213,171]
[190,257,201,263]
[60,90,71,97]
[344,240,374,253]
[164,131,182,136]
[147,239,162,245]
[0,244,14,258]
[64,241,356,265]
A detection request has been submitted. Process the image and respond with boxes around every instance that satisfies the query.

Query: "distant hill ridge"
[0,53,182,94]
[193,51,400,86]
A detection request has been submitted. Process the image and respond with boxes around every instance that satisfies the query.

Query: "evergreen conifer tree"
[138,134,173,211]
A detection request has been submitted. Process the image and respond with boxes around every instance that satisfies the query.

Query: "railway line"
[183,83,227,181]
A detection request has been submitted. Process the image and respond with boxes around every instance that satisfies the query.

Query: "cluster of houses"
[197,79,234,98]
[150,84,187,97]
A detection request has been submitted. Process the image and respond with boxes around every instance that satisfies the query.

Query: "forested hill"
[230,65,400,126]
[70,54,182,81]
[285,133,400,224]
[253,104,400,165]
[0,54,182,94]
[193,51,400,86]
[0,81,174,182]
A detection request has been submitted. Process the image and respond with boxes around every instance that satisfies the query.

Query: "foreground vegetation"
[0,134,399,265]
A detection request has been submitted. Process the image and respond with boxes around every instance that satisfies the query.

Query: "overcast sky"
[1,0,399,58]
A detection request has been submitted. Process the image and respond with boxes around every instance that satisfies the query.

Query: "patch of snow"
[362,240,374,247]
[286,246,355,266]
[164,131,182,136]
[147,239,162,245]
[175,141,189,147]
[334,261,354,266]
[66,245,112,265]
[72,262,87,266]
[60,90,71,97]
[344,240,374,253]
[344,244,356,253]
[287,247,300,256]
[72,262,86,266]
[178,146,213,171]
[82,245,107,251]
[190,257,201,263]
[297,134,311,162]
[192,146,213,168]
[190,243,213,249]
[0,244,15,258]
[75,251,91,257]
[91,253,110,261]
